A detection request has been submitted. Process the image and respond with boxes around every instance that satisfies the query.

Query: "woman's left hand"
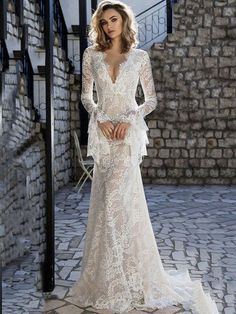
[112,122,131,140]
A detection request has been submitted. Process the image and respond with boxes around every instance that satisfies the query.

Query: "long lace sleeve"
[81,47,97,115]
[119,50,157,124]
[137,50,157,117]
[81,47,111,122]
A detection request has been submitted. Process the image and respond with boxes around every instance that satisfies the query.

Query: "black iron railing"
[0,40,9,72]
[91,0,98,14]
[0,66,5,137]
[166,0,178,34]
[38,0,45,19]
[54,0,68,59]
[0,0,7,40]
[20,24,40,122]
[21,25,31,106]
[22,52,34,106]
[135,0,166,48]
[0,0,7,143]
[12,0,24,25]
[41,0,55,293]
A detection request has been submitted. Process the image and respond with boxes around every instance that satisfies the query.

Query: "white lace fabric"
[80,45,157,169]
[68,45,219,314]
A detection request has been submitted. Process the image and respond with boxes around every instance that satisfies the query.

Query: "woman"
[68,1,219,313]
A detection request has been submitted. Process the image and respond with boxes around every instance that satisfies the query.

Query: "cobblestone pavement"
[2,183,236,314]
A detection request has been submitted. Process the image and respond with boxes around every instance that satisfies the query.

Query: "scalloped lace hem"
[68,267,219,314]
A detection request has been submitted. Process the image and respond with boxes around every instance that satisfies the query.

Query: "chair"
[73,131,94,193]
[140,156,144,172]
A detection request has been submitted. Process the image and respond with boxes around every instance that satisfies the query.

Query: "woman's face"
[100,8,123,40]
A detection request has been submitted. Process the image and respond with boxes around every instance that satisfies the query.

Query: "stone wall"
[53,47,72,190]
[69,73,81,179]
[0,1,46,272]
[1,0,76,276]
[142,0,236,184]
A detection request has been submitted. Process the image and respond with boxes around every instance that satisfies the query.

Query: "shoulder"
[83,45,98,56]
[134,48,149,57]
[84,45,94,54]
[83,45,102,62]
[133,48,150,66]
[133,48,150,62]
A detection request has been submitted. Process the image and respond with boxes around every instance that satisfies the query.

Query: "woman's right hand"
[97,121,115,140]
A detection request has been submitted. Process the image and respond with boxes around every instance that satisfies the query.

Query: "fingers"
[116,126,124,139]
[99,121,129,140]
[113,123,124,139]
[113,123,128,140]
[99,121,114,140]
[101,129,110,140]
[113,123,119,139]
[107,122,115,139]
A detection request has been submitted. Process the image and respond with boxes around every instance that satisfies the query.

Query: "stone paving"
[2,182,236,314]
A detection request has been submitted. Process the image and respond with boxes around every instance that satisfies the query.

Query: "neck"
[110,36,122,52]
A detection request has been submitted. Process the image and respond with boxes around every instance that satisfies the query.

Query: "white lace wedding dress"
[68,45,219,314]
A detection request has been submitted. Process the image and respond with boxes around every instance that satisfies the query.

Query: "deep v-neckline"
[101,49,133,85]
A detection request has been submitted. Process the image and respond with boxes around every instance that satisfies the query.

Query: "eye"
[111,18,117,22]
[100,21,107,26]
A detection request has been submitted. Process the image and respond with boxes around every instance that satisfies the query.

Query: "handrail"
[0,40,9,72]
[136,1,164,18]
[0,0,7,40]
[21,24,40,122]
[54,0,68,59]
[134,0,178,48]
[135,0,166,48]
[36,0,45,48]
[166,0,178,34]
[42,0,55,293]
[38,0,45,19]
[0,30,9,141]
[23,52,34,107]
[12,0,24,25]
[0,70,4,137]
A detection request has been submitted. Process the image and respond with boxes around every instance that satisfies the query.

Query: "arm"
[120,50,157,124]
[81,47,111,122]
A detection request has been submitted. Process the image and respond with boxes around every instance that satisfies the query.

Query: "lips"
[108,30,115,33]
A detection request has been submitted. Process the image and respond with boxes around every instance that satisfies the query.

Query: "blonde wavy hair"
[88,0,139,53]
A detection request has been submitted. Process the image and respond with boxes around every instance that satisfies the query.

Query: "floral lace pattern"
[79,45,157,169]
[68,45,219,314]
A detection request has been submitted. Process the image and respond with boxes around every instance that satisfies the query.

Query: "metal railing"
[23,52,33,105]
[53,0,68,59]
[37,0,45,47]
[0,40,9,72]
[67,33,80,73]
[0,0,8,141]
[21,24,40,122]
[12,0,24,25]
[136,0,167,48]
[42,0,55,293]
[38,0,45,20]
[0,0,7,40]
[166,0,178,34]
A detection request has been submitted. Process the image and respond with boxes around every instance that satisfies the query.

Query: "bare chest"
[103,53,129,84]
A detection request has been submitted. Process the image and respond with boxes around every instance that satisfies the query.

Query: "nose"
[107,21,113,29]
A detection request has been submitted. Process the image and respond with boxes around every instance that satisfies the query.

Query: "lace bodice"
[80,45,158,168]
